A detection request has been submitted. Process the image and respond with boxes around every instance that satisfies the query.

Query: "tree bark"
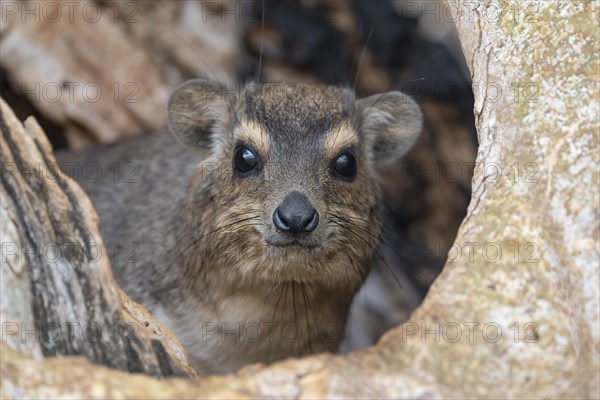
[1,97,195,378]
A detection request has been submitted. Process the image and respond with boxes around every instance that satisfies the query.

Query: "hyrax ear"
[168,79,232,155]
[356,92,423,165]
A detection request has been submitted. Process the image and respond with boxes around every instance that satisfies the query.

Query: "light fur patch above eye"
[324,122,358,157]
[235,119,270,157]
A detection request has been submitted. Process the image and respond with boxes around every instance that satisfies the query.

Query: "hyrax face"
[168,81,422,288]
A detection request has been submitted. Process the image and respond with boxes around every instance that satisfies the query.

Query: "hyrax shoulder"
[61,81,422,374]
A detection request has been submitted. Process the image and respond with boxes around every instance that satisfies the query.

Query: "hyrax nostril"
[273,191,319,233]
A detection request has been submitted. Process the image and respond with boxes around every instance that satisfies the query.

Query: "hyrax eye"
[234,146,259,174]
[332,151,357,180]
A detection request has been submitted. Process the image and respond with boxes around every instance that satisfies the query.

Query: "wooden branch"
[0,0,244,148]
[0,97,195,378]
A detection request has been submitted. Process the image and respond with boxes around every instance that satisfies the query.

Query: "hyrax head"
[168,81,422,287]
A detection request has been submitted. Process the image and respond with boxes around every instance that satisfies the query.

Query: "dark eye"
[234,146,259,175]
[332,151,357,180]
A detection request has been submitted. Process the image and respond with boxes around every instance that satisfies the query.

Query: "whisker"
[331,214,431,285]
[328,218,404,290]
[179,221,265,284]
[292,282,299,343]
[300,283,314,353]
[165,215,262,275]
[282,282,290,322]
[353,26,374,93]
[256,0,266,83]
[260,283,278,321]
[347,22,363,89]
[268,283,286,352]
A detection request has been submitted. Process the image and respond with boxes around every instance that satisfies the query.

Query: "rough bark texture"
[0,97,196,378]
[1,0,599,398]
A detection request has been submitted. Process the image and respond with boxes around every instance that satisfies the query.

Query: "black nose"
[273,191,319,233]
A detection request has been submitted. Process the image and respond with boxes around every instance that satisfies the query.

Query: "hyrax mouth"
[265,237,320,249]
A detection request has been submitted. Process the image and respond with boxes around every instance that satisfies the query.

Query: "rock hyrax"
[62,81,422,374]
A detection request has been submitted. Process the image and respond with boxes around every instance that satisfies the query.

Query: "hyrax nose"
[273,191,319,233]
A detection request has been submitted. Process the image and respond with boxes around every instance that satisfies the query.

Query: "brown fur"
[63,81,422,374]
[160,81,422,373]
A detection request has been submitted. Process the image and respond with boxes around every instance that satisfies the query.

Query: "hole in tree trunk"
[1,0,476,379]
